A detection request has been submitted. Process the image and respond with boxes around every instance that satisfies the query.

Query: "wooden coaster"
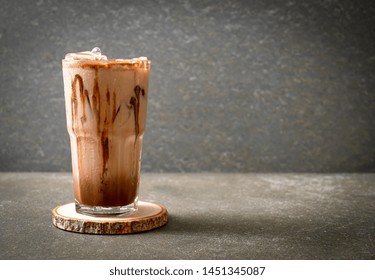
[52,201,167,234]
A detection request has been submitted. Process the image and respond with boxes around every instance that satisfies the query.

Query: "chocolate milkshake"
[62,48,150,215]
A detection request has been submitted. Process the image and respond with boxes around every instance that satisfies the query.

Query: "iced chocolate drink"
[62,48,150,215]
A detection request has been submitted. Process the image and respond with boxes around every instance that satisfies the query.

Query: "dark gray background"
[1,0,375,172]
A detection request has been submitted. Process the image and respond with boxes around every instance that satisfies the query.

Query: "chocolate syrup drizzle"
[70,71,145,182]
[130,85,141,142]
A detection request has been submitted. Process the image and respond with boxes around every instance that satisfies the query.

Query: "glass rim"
[62,58,151,69]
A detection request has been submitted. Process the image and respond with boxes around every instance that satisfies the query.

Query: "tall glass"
[62,50,150,215]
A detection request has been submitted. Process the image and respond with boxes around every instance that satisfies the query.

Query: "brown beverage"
[62,48,150,215]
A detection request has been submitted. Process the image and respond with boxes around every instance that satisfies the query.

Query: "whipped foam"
[64,47,148,62]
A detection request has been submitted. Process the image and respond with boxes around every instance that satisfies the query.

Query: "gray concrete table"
[0,173,374,259]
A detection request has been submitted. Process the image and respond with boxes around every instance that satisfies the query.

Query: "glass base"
[75,199,138,216]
